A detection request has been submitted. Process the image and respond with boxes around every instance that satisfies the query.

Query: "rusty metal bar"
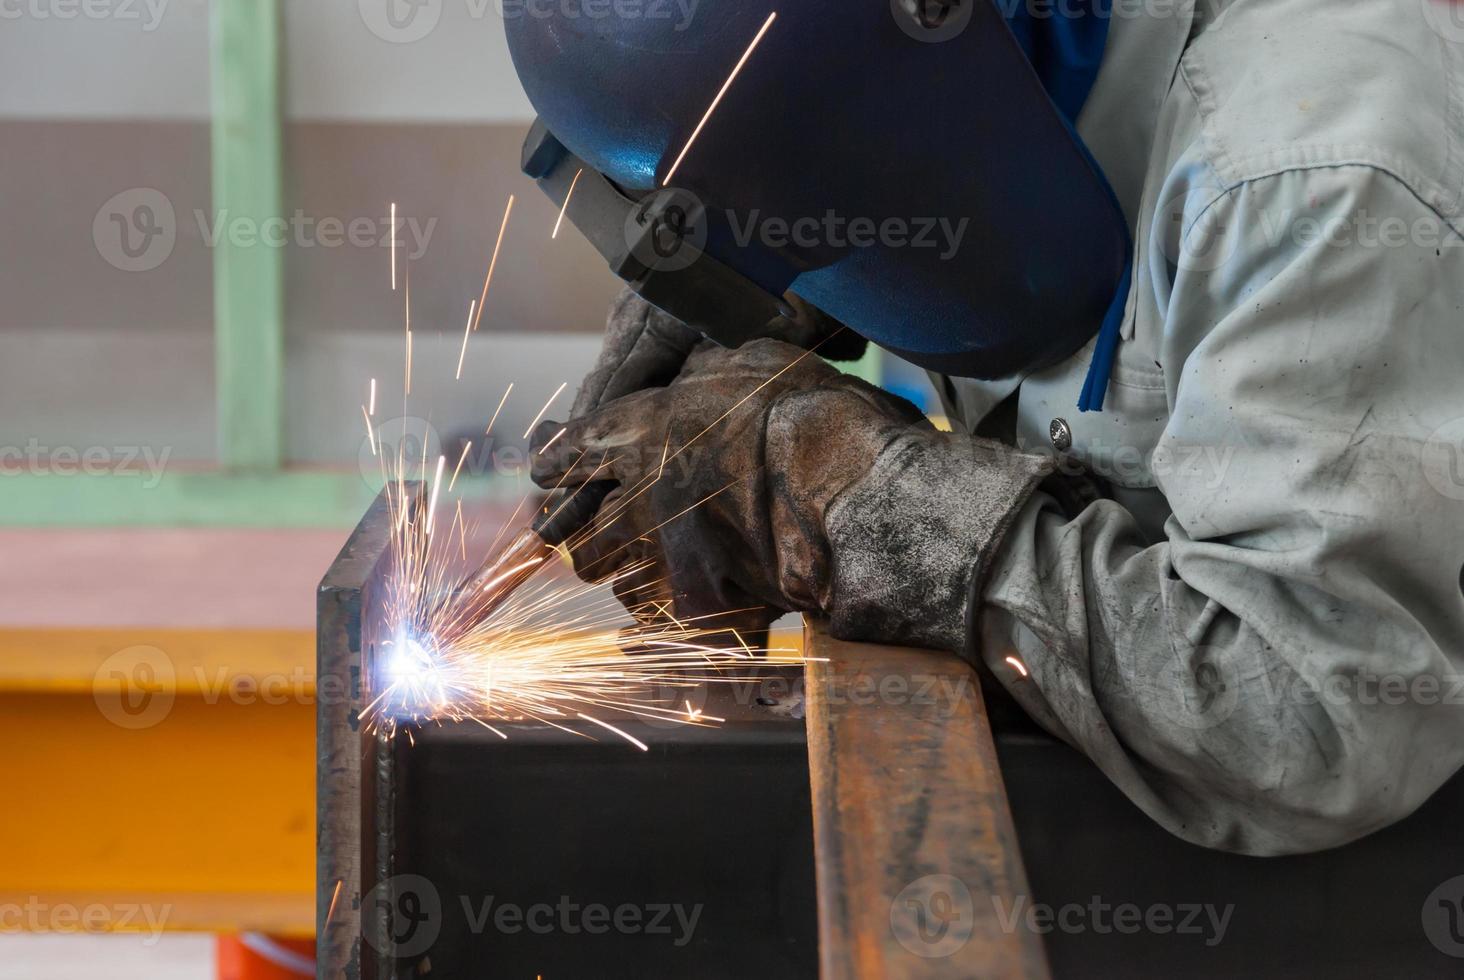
[803,618,1050,979]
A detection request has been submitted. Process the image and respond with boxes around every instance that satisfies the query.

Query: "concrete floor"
[0,935,213,979]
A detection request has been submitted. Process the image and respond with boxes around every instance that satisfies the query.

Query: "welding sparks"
[474,195,515,331]
[1004,655,1029,678]
[578,713,649,751]
[455,299,478,380]
[662,11,777,186]
[523,381,568,440]
[358,198,821,750]
[537,427,566,456]
[552,168,583,239]
[426,454,446,535]
[326,879,343,928]
[486,382,513,436]
[449,441,472,491]
[362,405,376,455]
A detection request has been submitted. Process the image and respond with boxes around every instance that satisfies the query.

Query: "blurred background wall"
[0,0,620,481]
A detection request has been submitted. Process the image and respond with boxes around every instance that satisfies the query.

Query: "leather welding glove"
[531,339,1056,652]
[569,286,867,419]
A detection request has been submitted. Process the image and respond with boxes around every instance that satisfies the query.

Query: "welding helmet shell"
[505,0,1127,380]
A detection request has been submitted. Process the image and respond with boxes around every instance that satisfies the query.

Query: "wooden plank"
[210,0,284,470]
[803,618,1050,979]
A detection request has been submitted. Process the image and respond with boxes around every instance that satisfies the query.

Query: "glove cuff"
[822,432,1055,652]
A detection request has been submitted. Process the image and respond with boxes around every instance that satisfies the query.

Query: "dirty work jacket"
[936,0,1464,855]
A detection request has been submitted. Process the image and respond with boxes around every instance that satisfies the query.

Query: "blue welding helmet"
[505,0,1128,380]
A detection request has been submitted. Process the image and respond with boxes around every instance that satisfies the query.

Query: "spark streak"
[455,299,478,380]
[426,455,446,535]
[362,405,376,455]
[522,381,568,440]
[537,427,566,455]
[552,168,583,239]
[368,377,377,416]
[474,195,515,332]
[1005,655,1029,678]
[449,441,472,491]
[662,11,777,186]
[486,382,513,436]
[578,712,649,751]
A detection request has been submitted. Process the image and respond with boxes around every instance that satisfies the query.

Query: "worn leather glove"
[571,286,868,419]
[532,339,1056,652]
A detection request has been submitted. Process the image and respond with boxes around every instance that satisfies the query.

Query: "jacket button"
[1049,417,1073,452]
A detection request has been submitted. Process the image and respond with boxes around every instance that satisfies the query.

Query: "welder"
[502,0,1464,856]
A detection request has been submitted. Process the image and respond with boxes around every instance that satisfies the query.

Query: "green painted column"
[210,0,284,471]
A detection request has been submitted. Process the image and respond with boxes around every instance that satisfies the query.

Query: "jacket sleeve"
[977,165,1464,855]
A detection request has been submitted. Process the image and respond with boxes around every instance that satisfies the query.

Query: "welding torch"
[448,480,613,621]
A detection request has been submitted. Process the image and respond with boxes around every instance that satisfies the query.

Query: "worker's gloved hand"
[531,339,1056,653]
[569,286,867,419]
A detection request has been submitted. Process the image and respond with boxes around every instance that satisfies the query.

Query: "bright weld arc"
[662,10,777,186]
